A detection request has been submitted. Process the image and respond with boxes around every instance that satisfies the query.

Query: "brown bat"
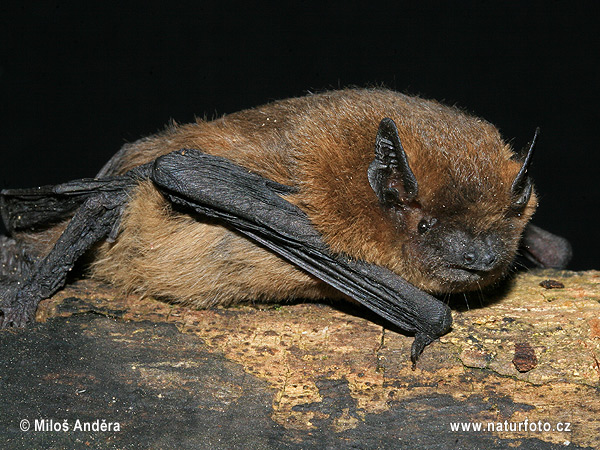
[0,88,571,363]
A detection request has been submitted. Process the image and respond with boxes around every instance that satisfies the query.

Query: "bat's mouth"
[440,265,499,290]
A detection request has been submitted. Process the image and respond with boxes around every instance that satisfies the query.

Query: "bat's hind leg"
[0,191,127,327]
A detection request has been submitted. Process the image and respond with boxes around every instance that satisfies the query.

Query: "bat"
[0,88,572,364]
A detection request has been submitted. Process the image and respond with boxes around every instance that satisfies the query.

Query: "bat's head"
[367,117,538,293]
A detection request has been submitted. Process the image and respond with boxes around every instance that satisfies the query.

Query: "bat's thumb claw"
[410,332,436,369]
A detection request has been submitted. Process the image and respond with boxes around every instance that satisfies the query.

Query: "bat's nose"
[462,248,497,271]
[444,230,502,273]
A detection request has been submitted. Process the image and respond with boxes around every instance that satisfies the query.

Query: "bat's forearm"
[152,150,452,361]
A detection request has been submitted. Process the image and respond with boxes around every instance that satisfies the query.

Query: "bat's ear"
[368,118,419,206]
[511,127,538,209]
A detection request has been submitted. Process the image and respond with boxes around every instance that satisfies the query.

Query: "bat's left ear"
[368,118,419,206]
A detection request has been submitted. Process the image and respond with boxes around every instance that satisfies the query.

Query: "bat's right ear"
[510,127,538,210]
[368,118,419,206]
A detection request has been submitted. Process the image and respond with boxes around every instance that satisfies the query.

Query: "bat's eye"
[418,218,437,234]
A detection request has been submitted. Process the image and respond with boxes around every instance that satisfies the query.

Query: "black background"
[1,2,598,269]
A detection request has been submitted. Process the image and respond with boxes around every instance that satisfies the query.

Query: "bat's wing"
[520,223,573,269]
[151,149,452,363]
[0,174,137,327]
[1,178,130,233]
[1,149,452,363]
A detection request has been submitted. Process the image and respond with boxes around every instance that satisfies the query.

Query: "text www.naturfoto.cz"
[450,420,571,433]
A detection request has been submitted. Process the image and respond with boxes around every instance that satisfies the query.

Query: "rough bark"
[1,269,598,449]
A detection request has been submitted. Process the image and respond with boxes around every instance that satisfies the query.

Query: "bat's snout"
[442,231,503,275]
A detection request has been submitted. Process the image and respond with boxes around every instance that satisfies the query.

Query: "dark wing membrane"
[520,223,573,269]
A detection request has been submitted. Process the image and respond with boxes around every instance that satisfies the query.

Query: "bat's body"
[0,88,572,362]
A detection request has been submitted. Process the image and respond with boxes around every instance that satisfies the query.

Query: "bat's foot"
[0,282,37,328]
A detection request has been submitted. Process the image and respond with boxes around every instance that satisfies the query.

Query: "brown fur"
[91,180,337,306]
[30,88,537,307]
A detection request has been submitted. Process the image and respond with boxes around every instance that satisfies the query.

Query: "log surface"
[1,269,598,449]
